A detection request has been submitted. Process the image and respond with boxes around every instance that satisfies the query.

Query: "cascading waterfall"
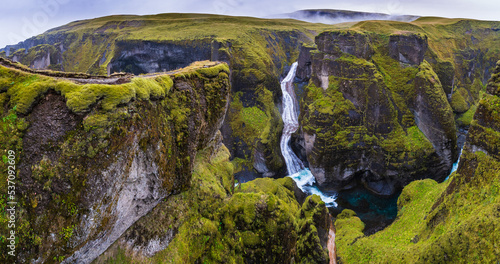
[280,62,304,175]
[280,62,337,207]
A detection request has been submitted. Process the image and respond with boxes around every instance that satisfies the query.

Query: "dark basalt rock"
[108,39,229,75]
[296,44,315,81]
[388,33,428,65]
[316,30,373,60]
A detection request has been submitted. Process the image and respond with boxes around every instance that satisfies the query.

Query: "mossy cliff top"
[0,60,231,263]
[0,58,228,114]
[348,17,500,88]
[334,61,500,263]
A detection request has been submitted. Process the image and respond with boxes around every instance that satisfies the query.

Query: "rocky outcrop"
[6,44,63,70]
[93,140,334,263]
[0,61,230,263]
[388,33,427,65]
[462,60,500,161]
[333,61,500,263]
[299,30,456,195]
[316,31,373,60]
[412,61,458,178]
[296,44,315,81]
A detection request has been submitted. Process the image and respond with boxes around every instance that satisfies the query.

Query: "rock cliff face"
[296,45,315,82]
[463,60,500,164]
[412,61,457,175]
[315,31,373,60]
[333,60,500,263]
[298,29,457,195]
[108,39,230,75]
[388,33,427,65]
[0,61,231,263]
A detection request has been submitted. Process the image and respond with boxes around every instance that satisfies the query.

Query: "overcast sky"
[0,0,499,48]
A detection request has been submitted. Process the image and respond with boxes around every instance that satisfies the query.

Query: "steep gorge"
[1,13,500,263]
[0,14,336,182]
[294,18,500,197]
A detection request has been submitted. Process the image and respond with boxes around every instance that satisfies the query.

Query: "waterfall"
[280,62,337,207]
[280,62,304,175]
[445,146,464,181]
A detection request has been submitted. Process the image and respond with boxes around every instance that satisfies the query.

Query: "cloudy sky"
[0,0,499,48]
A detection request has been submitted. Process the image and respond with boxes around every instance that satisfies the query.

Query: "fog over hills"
[272,9,419,24]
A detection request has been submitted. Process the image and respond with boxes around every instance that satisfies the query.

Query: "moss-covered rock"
[0,61,230,263]
[334,60,500,263]
[94,142,334,264]
[451,87,470,113]
[300,30,456,195]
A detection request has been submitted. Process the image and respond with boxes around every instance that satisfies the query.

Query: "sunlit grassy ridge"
[349,17,500,61]
[5,13,334,74]
[47,13,332,40]
[0,60,227,114]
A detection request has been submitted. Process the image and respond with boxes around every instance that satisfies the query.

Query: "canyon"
[1,11,500,263]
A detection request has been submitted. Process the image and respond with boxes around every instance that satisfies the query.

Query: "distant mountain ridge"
[275,9,419,24]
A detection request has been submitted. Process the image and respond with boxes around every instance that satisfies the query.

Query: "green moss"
[303,80,355,129]
[456,104,477,127]
[149,144,331,263]
[295,195,330,263]
[415,60,456,140]
[0,106,30,261]
[470,78,483,102]
[379,125,434,160]
[1,61,222,114]
[241,106,268,132]
[130,76,171,100]
[336,145,500,263]
[451,88,470,113]
[196,63,230,78]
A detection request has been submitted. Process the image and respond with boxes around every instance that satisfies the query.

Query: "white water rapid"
[280,62,337,207]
